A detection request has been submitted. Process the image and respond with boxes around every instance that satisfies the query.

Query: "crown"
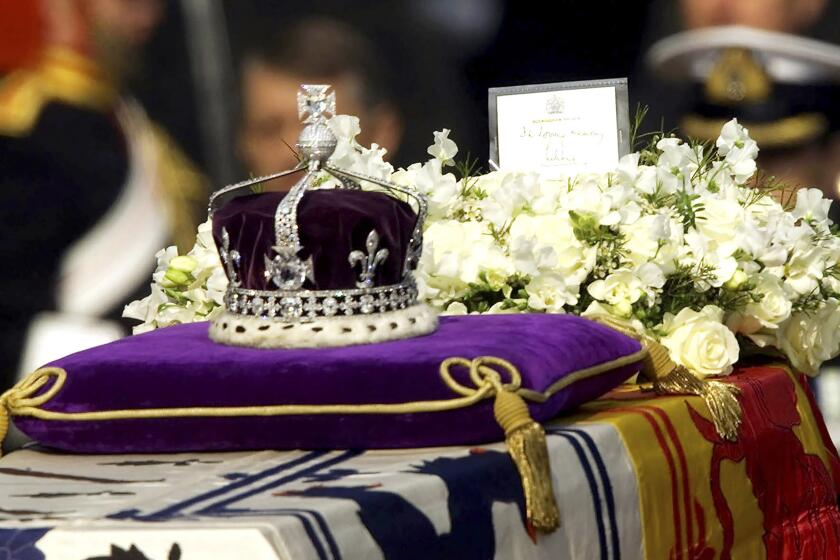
[207,85,437,348]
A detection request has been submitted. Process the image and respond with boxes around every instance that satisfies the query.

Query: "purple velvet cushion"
[14,315,643,453]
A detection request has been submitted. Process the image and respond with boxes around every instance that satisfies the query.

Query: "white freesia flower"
[784,244,826,295]
[509,213,593,286]
[526,272,578,312]
[123,219,228,332]
[657,137,695,171]
[419,219,513,305]
[427,129,458,166]
[696,195,746,257]
[478,171,541,228]
[680,229,737,288]
[588,270,645,308]
[443,301,469,315]
[413,159,459,220]
[328,114,362,141]
[616,153,659,196]
[327,115,363,169]
[715,119,758,181]
[660,305,740,377]
[792,187,832,223]
[623,213,680,271]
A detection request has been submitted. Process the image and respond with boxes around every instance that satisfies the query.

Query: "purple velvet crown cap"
[212,189,418,291]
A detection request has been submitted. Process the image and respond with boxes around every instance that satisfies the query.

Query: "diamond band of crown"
[225,282,418,322]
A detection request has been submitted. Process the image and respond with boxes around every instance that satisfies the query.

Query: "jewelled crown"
[207,85,437,348]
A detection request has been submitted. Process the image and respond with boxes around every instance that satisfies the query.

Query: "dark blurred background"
[137,0,657,184]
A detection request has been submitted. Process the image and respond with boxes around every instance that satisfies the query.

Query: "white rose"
[776,301,840,375]
[726,272,793,348]
[746,272,792,329]
[660,305,740,377]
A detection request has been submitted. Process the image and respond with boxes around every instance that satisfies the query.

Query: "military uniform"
[0,48,206,388]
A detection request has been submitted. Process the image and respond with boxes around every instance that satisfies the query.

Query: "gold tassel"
[494,388,560,532]
[587,316,743,442]
[642,339,742,442]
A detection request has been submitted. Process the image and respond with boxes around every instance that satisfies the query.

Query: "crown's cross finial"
[298,84,336,124]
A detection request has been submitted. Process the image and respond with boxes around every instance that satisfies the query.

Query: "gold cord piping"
[1,351,646,423]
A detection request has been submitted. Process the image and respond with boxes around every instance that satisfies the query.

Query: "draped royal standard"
[2,364,837,560]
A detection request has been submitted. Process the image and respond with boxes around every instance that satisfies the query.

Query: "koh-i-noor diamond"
[264,247,314,290]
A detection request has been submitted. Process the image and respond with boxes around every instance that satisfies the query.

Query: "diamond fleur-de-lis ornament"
[349,230,389,289]
[297,85,336,124]
[219,228,241,288]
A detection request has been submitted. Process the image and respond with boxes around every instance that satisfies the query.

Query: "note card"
[489,78,630,178]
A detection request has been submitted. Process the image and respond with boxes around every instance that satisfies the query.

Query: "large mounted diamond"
[297,85,336,124]
[264,247,314,290]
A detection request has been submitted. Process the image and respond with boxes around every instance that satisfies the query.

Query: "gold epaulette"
[0,47,117,137]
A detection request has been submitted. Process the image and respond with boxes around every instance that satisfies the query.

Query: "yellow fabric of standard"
[570,365,835,559]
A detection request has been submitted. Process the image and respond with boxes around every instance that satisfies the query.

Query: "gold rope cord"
[0,350,646,423]
[0,351,646,533]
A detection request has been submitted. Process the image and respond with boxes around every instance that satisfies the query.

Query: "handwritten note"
[490,80,628,179]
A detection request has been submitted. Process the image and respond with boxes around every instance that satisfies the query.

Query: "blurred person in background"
[237,17,403,189]
[637,0,840,206]
[0,0,207,390]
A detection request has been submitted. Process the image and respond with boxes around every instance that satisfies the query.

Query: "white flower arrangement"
[126,116,840,378]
